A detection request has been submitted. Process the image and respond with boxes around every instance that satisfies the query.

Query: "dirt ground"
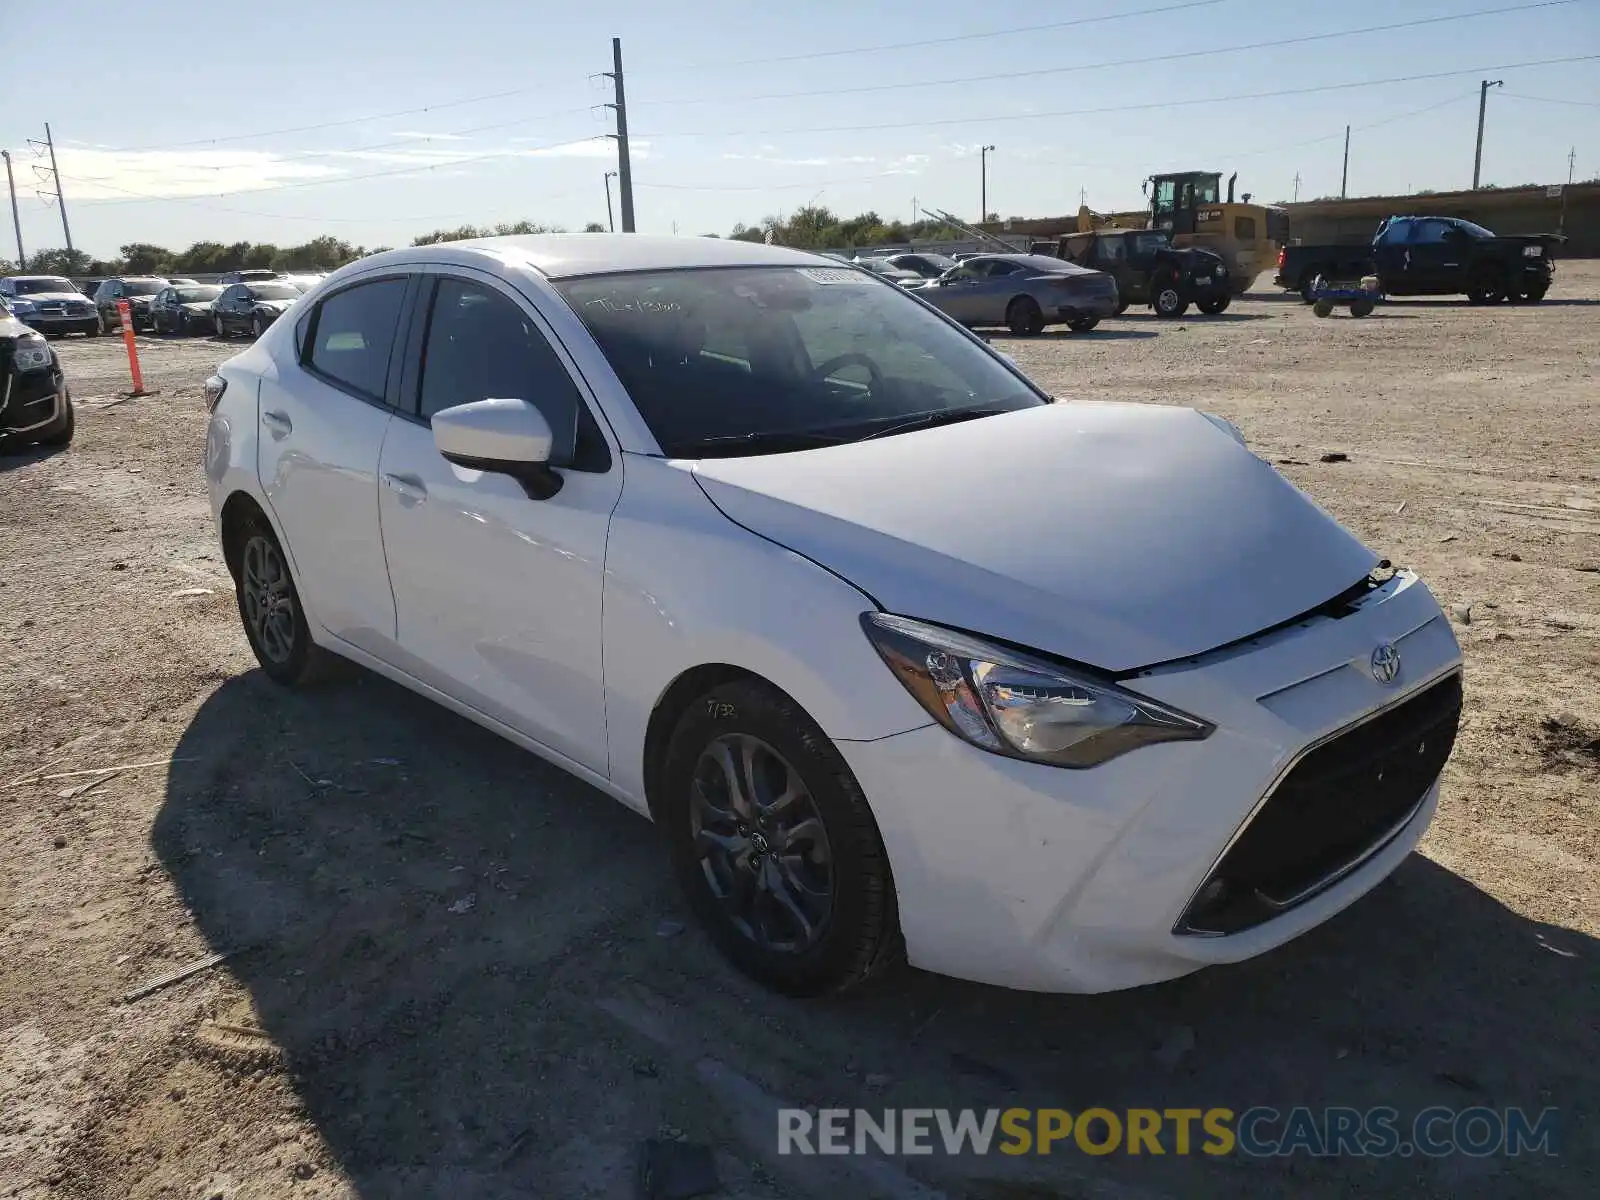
[1,265,1596,1200]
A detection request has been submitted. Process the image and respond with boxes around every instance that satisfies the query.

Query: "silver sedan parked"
[917,254,1119,334]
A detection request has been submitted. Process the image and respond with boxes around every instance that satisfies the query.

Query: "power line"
[640,0,1231,74]
[1500,91,1600,106]
[639,2,1581,108]
[632,54,1600,139]
[104,91,595,154]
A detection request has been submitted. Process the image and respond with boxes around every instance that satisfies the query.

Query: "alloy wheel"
[240,535,296,665]
[690,733,834,954]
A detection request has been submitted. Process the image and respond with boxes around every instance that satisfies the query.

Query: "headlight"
[861,613,1211,767]
[10,333,52,373]
[9,298,37,315]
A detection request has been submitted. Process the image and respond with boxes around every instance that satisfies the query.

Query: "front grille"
[1178,672,1462,935]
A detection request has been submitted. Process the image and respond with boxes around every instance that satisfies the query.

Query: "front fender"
[602,455,933,808]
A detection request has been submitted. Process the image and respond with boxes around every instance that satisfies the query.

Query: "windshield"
[15,278,75,295]
[1454,219,1495,239]
[177,286,222,302]
[248,284,301,300]
[125,280,164,295]
[555,265,1046,457]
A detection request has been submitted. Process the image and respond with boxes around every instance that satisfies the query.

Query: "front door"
[376,270,620,776]
[257,273,410,656]
[1403,219,1466,293]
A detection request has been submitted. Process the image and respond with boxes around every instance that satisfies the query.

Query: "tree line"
[1,206,962,279]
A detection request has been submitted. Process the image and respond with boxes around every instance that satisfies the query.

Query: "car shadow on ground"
[0,441,69,472]
[1385,298,1600,309]
[153,670,1597,1198]
[1026,328,1160,341]
[1116,311,1277,324]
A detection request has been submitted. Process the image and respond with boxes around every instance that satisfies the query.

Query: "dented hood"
[691,403,1378,672]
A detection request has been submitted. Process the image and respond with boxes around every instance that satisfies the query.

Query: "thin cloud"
[53,147,339,200]
[390,130,469,141]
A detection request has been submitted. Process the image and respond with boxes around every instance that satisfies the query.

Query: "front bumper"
[838,569,1462,992]
[19,311,97,334]
[1,363,69,436]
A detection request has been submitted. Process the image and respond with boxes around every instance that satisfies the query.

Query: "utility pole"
[980,144,995,223]
[1559,146,1576,237]
[603,171,618,232]
[604,38,636,233]
[1472,79,1503,189]
[26,123,74,253]
[1340,126,1350,199]
[1292,172,1302,203]
[0,151,22,268]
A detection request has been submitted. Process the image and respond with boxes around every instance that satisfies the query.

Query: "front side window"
[554,266,1045,457]
[416,278,585,463]
[306,277,407,402]
[1410,220,1453,245]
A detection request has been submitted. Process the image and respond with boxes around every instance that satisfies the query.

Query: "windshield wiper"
[668,429,851,458]
[855,405,1013,442]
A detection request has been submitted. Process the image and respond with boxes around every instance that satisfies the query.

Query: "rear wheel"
[1467,263,1508,305]
[1153,276,1189,319]
[1349,299,1375,318]
[1005,296,1045,336]
[660,679,899,996]
[231,520,336,686]
[1195,294,1231,315]
[1066,315,1099,333]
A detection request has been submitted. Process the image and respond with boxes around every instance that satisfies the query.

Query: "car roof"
[967,253,1077,269]
[354,234,837,281]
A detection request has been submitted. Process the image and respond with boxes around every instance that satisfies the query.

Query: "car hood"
[12,291,86,304]
[690,403,1379,672]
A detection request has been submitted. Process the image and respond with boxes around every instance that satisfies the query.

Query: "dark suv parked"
[93,277,169,331]
[1,305,73,448]
[1038,229,1232,318]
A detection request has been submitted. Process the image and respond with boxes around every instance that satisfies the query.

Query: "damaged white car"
[204,235,1462,995]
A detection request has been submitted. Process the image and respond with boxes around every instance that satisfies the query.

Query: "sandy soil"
[1,266,1596,1200]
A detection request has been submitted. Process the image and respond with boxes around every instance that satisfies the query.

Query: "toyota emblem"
[1369,642,1401,685]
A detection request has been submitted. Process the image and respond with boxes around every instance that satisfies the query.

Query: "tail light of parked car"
[1277,249,1286,269]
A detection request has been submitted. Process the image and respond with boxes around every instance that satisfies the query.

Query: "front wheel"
[1153,278,1189,319]
[252,313,266,339]
[215,315,226,339]
[1113,299,1130,316]
[660,679,900,996]
[85,319,101,338]
[1511,282,1549,304]
[1005,296,1045,336]
[1195,294,1231,315]
[1467,264,1508,305]
[1313,300,1334,318]
[38,392,74,447]
[1349,299,1375,318]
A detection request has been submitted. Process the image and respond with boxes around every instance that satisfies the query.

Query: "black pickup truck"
[1275,215,1559,304]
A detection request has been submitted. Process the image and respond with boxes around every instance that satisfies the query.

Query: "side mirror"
[432,398,564,500]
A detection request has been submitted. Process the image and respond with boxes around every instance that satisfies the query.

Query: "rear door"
[257,272,412,656]
[374,268,621,775]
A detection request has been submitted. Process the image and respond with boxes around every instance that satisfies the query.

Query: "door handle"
[261,410,292,435]
[382,473,428,502]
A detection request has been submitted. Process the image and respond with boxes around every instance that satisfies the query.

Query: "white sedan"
[203,235,1463,995]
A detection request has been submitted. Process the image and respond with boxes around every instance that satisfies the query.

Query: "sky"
[3,0,1597,260]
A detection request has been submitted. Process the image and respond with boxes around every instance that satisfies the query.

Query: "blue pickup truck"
[1275,215,1558,305]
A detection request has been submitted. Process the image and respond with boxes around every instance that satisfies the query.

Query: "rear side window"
[307,278,407,402]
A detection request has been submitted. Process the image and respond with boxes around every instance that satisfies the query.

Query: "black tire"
[1195,294,1231,315]
[38,392,74,448]
[1005,296,1045,336]
[660,679,900,996]
[85,320,101,338]
[1113,299,1130,317]
[1466,263,1507,305]
[1066,315,1099,333]
[252,313,266,339]
[230,518,337,687]
[1298,270,1321,304]
[1511,282,1548,304]
[215,315,227,339]
[1349,299,1375,318]
[1313,300,1334,318]
[1153,276,1189,319]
